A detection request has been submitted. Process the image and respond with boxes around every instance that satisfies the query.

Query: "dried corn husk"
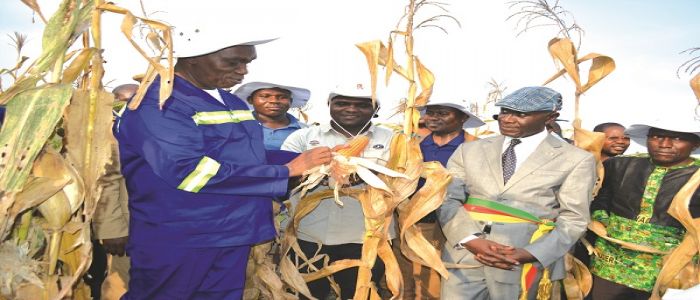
[650,169,700,299]
[562,254,592,300]
[0,242,44,299]
[588,220,669,255]
[542,38,616,97]
[691,73,700,101]
[280,189,362,300]
[572,119,605,196]
[98,3,174,109]
[64,90,114,217]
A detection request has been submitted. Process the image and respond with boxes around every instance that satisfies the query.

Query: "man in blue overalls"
[115,25,332,300]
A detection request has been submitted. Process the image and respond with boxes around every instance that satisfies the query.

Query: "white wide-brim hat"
[625,118,700,154]
[419,101,486,129]
[151,1,278,58]
[233,82,310,108]
[327,82,380,107]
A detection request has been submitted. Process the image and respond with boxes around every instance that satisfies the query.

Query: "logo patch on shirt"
[372,144,384,150]
[309,140,320,146]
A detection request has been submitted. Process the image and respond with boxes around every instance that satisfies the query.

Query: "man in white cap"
[395,99,485,299]
[589,121,700,300]
[234,82,310,150]
[281,82,396,299]
[438,86,596,299]
[114,13,332,300]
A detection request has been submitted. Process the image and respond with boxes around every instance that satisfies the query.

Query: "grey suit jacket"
[437,134,596,284]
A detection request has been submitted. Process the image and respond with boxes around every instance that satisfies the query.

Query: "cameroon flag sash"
[464,197,556,300]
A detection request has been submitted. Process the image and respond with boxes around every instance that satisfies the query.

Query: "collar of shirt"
[502,129,549,171]
[420,132,466,148]
[254,113,304,130]
[420,133,466,167]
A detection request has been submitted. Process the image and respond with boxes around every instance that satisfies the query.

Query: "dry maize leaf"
[244,241,296,300]
[691,73,700,101]
[32,0,83,74]
[20,0,47,23]
[384,38,395,85]
[99,3,174,108]
[55,225,91,300]
[562,254,592,300]
[0,84,72,194]
[667,166,700,233]
[650,169,700,298]
[398,162,450,279]
[588,221,668,254]
[63,89,114,217]
[572,119,605,196]
[385,134,422,202]
[14,283,45,300]
[378,44,410,81]
[355,40,380,107]
[578,53,616,94]
[546,38,581,90]
[413,57,434,107]
[0,76,41,105]
[0,56,30,78]
[10,176,69,219]
[280,189,360,299]
[376,239,402,298]
[61,47,98,84]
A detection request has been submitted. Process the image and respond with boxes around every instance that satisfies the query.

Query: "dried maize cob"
[334,135,370,157]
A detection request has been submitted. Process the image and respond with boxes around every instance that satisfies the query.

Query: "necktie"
[502,138,521,184]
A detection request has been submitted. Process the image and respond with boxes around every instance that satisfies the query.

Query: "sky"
[1,0,699,152]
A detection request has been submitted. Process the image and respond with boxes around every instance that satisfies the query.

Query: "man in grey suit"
[437,86,596,299]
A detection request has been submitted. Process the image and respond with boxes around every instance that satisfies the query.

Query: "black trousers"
[294,239,385,300]
[591,275,651,300]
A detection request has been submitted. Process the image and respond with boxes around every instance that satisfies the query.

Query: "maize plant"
[278,1,454,299]
[0,1,172,299]
[677,47,700,119]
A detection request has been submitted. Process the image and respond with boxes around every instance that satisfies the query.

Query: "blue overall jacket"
[115,76,292,247]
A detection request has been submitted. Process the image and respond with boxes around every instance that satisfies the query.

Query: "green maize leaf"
[0,84,73,194]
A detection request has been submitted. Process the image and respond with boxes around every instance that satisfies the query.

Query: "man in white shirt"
[437,86,596,299]
[281,83,396,299]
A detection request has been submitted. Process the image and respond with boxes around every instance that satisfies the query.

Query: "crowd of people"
[82,17,700,300]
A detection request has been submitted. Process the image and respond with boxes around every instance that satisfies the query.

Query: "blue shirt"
[115,76,292,247]
[258,113,305,150]
[420,133,466,167]
[418,133,466,223]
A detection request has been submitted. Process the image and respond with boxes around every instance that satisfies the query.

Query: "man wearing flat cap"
[114,8,332,299]
[437,86,596,299]
[234,82,309,150]
[589,119,700,300]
